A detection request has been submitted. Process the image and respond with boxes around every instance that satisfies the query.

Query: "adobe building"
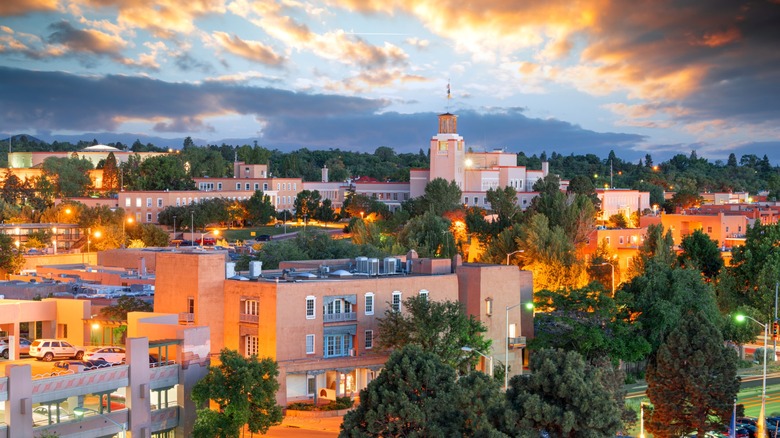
[153,251,534,406]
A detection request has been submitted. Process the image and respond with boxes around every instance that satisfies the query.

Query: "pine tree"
[646,311,740,437]
[102,152,119,193]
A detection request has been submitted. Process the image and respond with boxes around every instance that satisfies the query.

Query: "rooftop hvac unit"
[368,258,380,276]
[249,261,262,277]
[396,258,405,273]
[225,262,236,279]
[383,257,396,274]
[356,256,368,274]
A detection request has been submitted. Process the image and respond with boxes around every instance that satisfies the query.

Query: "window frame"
[365,330,373,349]
[305,334,315,355]
[391,291,402,312]
[306,296,316,319]
[364,293,374,315]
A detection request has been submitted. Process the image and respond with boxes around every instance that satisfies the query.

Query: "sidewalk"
[278,413,344,433]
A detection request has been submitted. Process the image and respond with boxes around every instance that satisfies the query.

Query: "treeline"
[4,136,780,199]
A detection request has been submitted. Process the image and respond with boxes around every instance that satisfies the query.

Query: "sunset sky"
[1,0,779,163]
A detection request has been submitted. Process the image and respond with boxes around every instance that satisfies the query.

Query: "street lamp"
[505,301,534,390]
[72,406,126,438]
[736,314,768,437]
[122,217,134,248]
[506,250,524,266]
[461,346,493,377]
[593,261,615,296]
[360,211,364,220]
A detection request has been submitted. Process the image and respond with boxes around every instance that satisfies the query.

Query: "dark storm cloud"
[0,66,387,131]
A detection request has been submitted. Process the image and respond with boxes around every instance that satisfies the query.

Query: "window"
[157,198,163,208]
[236,183,241,190]
[217,183,222,190]
[125,198,131,207]
[707,226,713,233]
[176,198,180,207]
[187,297,194,314]
[419,289,428,301]
[254,183,259,190]
[245,335,259,357]
[464,197,469,205]
[136,198,142,207]
[263,183,268,191]
[306,296,316,319]
[306,334,315,354]
[365,330,373,349]
[509,323,517,338]
[619,236,624,244]
[307,375,316,396]
[324,334,352,358]
[392,291,402,312]
[483,197,488,205]
[365,293,374,315]
[146,197,152,207]
[146,213,152,222]
[726,226,730,232]
[245,300,259,315]
[245,183,250,190]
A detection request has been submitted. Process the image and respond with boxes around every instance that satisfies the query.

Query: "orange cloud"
[0,0,58,16]
[211,31,285,66]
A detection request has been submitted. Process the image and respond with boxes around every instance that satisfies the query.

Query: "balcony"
[239,313,259,323]
[323,312,356,323]
[178,312,194,323]
[508,336,527,348]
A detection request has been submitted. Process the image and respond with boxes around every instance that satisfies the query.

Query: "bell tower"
[429,112,465,189]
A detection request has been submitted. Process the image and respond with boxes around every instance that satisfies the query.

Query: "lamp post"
[172,215,176,240]
[122,217,134,248]
[593,261,615,296]
[736,314,768,438]
[87,227,91,254]
[505,301,534,390]
[72,406,127,438]
[506,250,524,266]
[640,402,647,438]
[461,346,493,377]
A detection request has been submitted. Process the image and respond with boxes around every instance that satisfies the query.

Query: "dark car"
[54,359,112,371]
[255,234,271,242]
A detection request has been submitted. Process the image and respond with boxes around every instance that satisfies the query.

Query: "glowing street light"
[736,314,768,438]
[122,217,134,248]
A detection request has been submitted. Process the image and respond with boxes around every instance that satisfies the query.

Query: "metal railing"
[178,313,194,323]
[323,312,356,323]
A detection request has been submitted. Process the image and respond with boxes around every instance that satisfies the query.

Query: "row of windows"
[305,290,428,319]
[277,182,297,191]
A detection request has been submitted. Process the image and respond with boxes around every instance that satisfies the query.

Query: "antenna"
[446,79,451,113]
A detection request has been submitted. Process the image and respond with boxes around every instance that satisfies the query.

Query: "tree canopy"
[192,349,283,438]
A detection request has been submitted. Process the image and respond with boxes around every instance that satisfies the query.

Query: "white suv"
[29,339,85,362]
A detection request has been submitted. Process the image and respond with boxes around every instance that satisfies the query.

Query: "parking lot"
[0,356,69,378]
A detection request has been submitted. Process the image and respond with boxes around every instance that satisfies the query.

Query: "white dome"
[81,145,120,152]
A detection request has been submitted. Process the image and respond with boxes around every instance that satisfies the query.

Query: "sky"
[1,0,779,164]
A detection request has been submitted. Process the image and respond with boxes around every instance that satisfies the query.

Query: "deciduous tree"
[376,295,490,371]
[192,349,282,438]
[678,229,724,280]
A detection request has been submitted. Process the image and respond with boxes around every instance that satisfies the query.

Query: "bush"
[287,397,353,412]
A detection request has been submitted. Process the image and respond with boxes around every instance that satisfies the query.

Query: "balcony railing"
[323,312,356,323]
[239,313,259,323]
[178,312,194,323]
[508,336,527,348]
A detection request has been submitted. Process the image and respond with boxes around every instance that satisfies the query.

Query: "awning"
[323,295,357,306]
[324,325,357,336]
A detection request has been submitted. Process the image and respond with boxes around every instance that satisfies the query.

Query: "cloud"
[72,0,228,38]
[47,20,127,56]
[0,0,58,16]
[210,31,285,66]
[0,66,650,158]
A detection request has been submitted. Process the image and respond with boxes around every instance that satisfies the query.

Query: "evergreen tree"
[505,348,623,437]
[646,311,740,437]
[102,152,119,193]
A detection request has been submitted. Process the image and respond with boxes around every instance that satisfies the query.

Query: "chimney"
[322,165,329,183]
[139,257,147,277]
[249,261,262,277]
[542,161,549,177]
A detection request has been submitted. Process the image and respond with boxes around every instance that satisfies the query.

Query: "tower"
[429,113,465,189]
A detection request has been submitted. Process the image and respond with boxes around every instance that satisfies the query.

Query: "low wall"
[285,408,353,418]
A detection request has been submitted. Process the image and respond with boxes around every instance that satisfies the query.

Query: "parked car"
[32,405,70,425]
[83,346,126,364]
[0,337,32,359]
[29,339,85,362]
[255,234,271,242]
[54,359,112,371]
